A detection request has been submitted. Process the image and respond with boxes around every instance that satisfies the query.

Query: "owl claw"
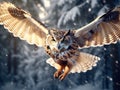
[54,71,67,80]
[54,71,62,78]
[59,64,71,80]
[54,62,72,80]
[59,73,67,81]
[54,63,65,79]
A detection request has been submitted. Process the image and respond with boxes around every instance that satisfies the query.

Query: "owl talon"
[59,73,67,80]
[59,64,72,80]
[54,62,65,79]
[54,71,62,78]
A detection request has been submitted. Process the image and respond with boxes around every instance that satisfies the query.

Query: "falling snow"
[0,0,120,90]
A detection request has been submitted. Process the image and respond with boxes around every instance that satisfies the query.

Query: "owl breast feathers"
[0,2,120,80]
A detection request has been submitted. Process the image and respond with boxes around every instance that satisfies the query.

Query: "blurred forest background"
[0,0,120,90]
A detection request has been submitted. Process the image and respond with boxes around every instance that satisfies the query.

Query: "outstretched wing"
[75,6,120,48]
[0,2,48,46]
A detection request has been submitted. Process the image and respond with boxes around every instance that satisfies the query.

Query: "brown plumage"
[0,2,120,80]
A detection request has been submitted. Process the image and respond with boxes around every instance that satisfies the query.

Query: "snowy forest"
[0,0,120,90]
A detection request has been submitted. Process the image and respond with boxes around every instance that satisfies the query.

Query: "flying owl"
[0,2,120,80]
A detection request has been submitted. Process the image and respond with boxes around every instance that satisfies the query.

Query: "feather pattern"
[0,2,48,46]
[75,6,120,48]
[46,52,100,73]
[70,52,100,73]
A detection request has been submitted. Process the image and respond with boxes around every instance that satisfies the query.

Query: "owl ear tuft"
[64,30,71,36]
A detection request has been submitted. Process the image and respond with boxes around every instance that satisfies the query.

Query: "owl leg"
[54,64,64,78]
[59,61,73,80]
[54,60,67,78]
[58,65,70,80]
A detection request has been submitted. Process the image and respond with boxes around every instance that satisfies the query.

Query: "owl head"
[47,29,75,52]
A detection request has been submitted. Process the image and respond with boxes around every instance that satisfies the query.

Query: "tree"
[0,0,120,90]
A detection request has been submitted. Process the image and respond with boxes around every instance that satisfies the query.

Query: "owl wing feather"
[46,52,100,73]
[70,52,100,73]
[75,6,120,48]
[0,2,48,46]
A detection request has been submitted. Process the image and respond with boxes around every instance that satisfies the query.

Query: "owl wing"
[0,2,48,46]
[74,6,120,48]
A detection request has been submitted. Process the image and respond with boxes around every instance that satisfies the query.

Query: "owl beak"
[57,44,61,51]
[57,43,63,51]
[57,44,60,49]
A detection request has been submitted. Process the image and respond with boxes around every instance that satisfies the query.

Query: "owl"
[0,2,120,80]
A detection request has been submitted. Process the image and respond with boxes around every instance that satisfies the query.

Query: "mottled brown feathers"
[8,7,26,19]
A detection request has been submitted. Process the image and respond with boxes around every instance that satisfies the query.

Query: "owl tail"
[70,52,100,73]
[46,52,100,73]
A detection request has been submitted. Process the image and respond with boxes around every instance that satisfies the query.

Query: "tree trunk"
[13,38,18,75]
[111,43,120,90]
[7,51,12,74]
